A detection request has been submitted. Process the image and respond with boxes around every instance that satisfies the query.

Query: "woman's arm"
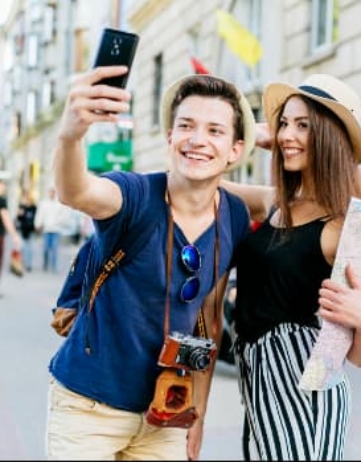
[318,264,361,366]
[221,122,275,221]
[187,272,229,460]
[221,181,275,222]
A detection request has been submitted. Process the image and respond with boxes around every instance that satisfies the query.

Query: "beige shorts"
[46,377,188,460]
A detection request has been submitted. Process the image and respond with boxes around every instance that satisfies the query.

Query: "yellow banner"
[216,9,263,68]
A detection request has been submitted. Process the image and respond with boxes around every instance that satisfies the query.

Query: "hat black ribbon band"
[298,85,337,102]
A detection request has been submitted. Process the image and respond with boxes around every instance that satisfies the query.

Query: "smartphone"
[92,28,140,88]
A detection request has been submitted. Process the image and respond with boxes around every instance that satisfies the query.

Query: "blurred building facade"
[127,0,361,185]
[0,0,128,211]
[0,0,361,212]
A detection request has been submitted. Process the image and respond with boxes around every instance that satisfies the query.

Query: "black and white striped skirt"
[233,323,351,461]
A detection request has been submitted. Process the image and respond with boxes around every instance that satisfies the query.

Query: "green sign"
[86,120,133,172]
[87,140,133,172]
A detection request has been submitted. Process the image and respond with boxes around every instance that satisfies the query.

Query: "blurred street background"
[0,237,360,460]
[2,0,361,212]
[1,1,361,460]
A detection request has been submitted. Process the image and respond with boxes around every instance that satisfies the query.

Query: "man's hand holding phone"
[58,28,139,141]
[91,28,139,114]
[58,67,132,143]
[89,65,133,116]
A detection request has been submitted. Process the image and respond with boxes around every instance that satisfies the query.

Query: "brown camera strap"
[165,192,219,341]
[85,248,126,354]
[88,248,126,310]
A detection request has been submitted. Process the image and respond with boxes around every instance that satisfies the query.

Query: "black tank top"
[235,217,332,343]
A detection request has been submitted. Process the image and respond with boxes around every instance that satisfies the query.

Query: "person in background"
[224,74,361,460]
[16,189,37,271]
[0,180,22,293]
[34,187,66,273]
[46,68,257,460]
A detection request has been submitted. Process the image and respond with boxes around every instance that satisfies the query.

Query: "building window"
[243,0,262,81]
[13,11,25,56]
[3,80,13,107]
[311,0,339,51]
[3,40,14,73]
[27,34,39,68]
[14,111,22,138]
[29,3,42,22]
[13,65,22,93]
[42,79,56,108]
[152,53,163,127]
[74,28,87,72]
[43,4,57,43]
[26,91,38,125]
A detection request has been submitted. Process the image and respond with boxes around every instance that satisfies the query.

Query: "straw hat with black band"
[160,74,256,172]
[263,73,361,162]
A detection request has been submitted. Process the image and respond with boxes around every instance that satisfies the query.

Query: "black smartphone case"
[93,28,139,88]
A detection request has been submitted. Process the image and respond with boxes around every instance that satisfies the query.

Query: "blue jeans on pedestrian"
[43,232,60,272]
[22,235,34,270]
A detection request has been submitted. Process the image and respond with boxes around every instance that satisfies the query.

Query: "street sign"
[85,119,133,172]
[87,140,132,172]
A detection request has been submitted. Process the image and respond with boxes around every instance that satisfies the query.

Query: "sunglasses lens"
[181,245,201,272]
[180,276,200,303]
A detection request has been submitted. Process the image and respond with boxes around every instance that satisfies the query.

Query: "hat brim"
[263,82,361,162]
[160,75,256,172]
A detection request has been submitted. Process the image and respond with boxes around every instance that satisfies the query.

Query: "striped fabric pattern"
[234,323,351,461]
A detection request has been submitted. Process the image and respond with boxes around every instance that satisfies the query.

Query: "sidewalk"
[0,236,244,460]
[201,361,243,460]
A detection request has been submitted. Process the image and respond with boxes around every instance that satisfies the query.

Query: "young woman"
[228,74,361,460]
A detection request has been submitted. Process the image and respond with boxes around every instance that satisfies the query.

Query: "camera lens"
[188,347,210,371]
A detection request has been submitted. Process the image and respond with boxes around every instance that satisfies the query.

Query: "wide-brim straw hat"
[263,73,361,161]
[160,74,256,171]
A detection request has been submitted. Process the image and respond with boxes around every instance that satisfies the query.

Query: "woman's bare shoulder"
[320,216,344,266]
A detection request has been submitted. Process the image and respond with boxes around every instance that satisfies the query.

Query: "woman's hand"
[318,264,361,329]
[255,122,272,150]
[58,66,132,143]
[187,416,204,460]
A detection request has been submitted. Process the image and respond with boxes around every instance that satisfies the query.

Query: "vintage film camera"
[158,331,217,372]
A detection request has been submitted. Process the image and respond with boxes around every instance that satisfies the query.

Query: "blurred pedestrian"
[34,187,66,273]
[16,189,37,271]
[230,74,361,460]
[0,180,22,294]
[46,68,256,460]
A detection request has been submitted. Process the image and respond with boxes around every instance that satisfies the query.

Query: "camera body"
[158,331,217,372]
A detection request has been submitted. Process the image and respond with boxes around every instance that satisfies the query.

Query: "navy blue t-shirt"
[49,172,249,412]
